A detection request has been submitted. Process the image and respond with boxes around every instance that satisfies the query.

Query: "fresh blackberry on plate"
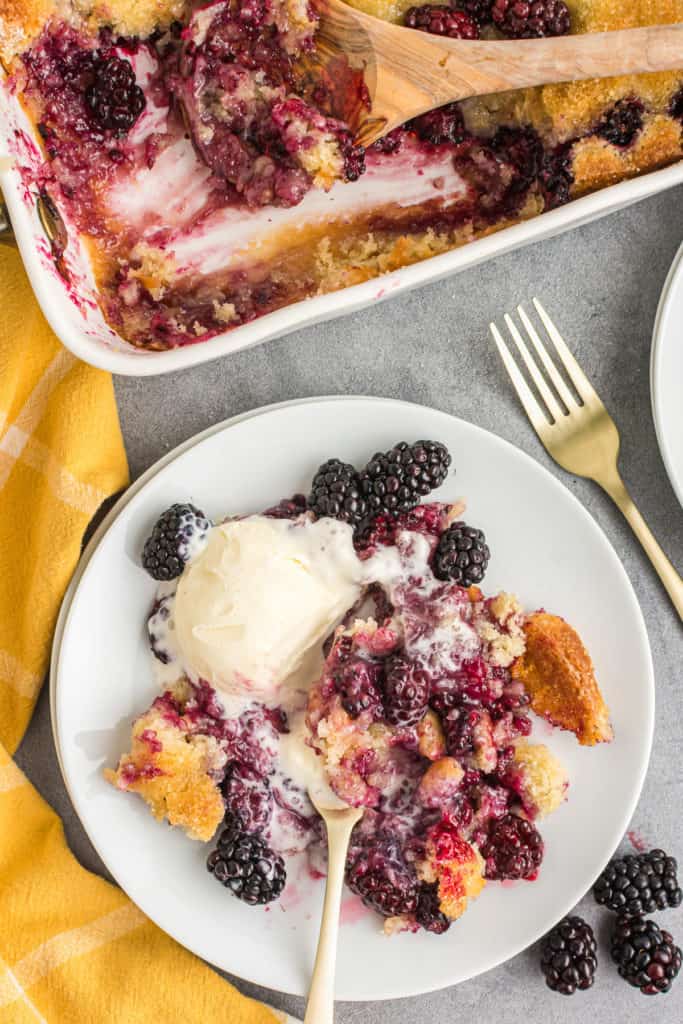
[383,654,430,727]
[308,459,367,526]
[481,813,544,880]
[359,440,451,517]
[595,98,644,148]
[415,881,451,934]
[207,813,286,905]
[611,915,682,995]
[433,522,490,585]
[85,54,145,135]
[335,657,385,718]
[141,503,211,580]
[540,916,597,994]
[492,0,570,38]
[594,850,682,916]
[404,5,479,39]
[346,838,419,917]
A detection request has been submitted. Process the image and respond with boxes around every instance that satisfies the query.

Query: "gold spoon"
[308,1,683,147]
[304,786,364,1024]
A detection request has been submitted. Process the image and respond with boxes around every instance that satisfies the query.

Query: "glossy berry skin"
[207,814,286,905]
[85,54,145,135]
[611,915,682,995]
[359,440,451,517]
[481,813,544,880]
[433,521,490,585]
[415,881,451,933]
[540,916,597,995]
[308,459,367,526]
[595,98,644,148]
[593,849,683,916]
[346,839,419,917]
[404,5,479,39]
[335,657,385,718]
[491,0,570,38]
[456,0,495,24]
[383,654,431,727]
[141,503,211,580]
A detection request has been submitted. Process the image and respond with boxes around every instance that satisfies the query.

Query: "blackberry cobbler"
[1,0,682,349]
[106,439,612,934]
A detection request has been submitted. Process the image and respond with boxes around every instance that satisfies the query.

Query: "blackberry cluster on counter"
[540,846,682,997]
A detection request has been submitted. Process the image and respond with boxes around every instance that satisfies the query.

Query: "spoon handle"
[304,808,363,1024]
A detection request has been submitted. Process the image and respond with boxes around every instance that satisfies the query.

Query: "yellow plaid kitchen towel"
[0,246,287,1024]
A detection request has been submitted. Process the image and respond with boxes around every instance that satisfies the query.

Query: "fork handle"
[600,472,683,620]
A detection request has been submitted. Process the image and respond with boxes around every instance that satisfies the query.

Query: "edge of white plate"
[650,241,683,510]
[50,396,654,1001]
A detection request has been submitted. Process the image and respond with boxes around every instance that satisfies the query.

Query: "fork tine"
[503,313,564,424]
[516,304,576,411]
[533,298,600,405]
[490,323,550,436]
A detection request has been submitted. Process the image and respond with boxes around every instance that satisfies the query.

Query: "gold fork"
[491,298,683,620]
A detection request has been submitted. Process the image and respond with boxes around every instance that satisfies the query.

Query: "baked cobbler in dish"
[106,439,611,931]
[1,0,681,349]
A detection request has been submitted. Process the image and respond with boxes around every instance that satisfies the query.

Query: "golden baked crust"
[105,683,227,842]
[0,0,190,67]
[511,611,613,745]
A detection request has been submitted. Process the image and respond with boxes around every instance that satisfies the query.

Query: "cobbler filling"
[11,0,681,349]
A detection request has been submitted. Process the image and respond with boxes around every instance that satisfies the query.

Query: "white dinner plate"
[651,242,683,509]
[53,397,654,1000]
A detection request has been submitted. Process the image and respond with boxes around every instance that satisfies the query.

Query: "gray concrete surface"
[17,185,683,1023]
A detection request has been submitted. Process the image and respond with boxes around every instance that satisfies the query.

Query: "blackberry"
[263,493,307,519]
[404,5,479,39]
[455,0,494,23]
[359,440,451,517]
[85,54,145,135]
[433,522,490,585]
[223,764,273,834]
[595,98,644,148]
[383,654,430,727]
[141,503,211,581]
[207,814,286,905]
[443,706,482,756]
[308,459,367,526]
[611,915,682,995]
[335,657,385,718]
[415,881,451,934]
[540,916,597,995]
[539,142,574,210]
[491,125,543,190]
[481,813,544,880]
[593,849,682,916]
[346,839,419,917]
[491,0,570,38]
[411,102,468,146]
[146,593,174,664]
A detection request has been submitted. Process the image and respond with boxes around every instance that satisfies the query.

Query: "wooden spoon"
[304,787,364,1024]
[308,0,683,146]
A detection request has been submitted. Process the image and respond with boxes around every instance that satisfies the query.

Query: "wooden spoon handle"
[420,24,683,99]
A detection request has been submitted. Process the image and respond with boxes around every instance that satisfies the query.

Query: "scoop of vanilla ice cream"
[173,515,362,701]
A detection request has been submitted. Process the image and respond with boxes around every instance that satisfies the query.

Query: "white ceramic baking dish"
[2,75,683,377]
